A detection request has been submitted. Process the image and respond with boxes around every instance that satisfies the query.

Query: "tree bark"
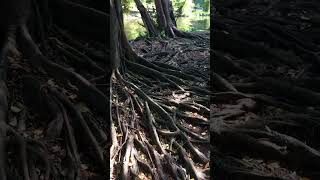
[134,0,159,37]
[154,0,191,37]
[168,0,177,26]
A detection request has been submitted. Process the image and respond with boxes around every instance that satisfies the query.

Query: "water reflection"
[123,0,210,40]
[176,14,210,32]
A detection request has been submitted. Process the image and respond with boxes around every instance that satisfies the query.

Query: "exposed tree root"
[110,3,210,177]
[0,0,108,178]
[212,1,320,179]
[112,66,209,179]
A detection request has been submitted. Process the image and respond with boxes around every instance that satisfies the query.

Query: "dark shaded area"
[0,0,108,179]
[212,0,320,179]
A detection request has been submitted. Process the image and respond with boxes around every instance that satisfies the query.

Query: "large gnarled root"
[19,24,108,116]
[0,0,109,178]
[111,67,209,179]
[211,6,320,176]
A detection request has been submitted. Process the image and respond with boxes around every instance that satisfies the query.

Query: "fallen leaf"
[33,129,43,136]
[51,145,60,153]
[47,79,56,86]
[11,106,22,113]
[301,177,310,180]
[9,117,17,126]
[81,164,89,170]
[204,162,210,168]
[76,103,90,113]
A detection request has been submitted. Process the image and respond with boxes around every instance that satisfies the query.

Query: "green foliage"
[123,13,147,40]
[183,0,195,16]
[122,0,137,13]
[173,0,187,9]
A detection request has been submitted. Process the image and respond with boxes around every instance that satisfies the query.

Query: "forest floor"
[111,32,210,179]
[131,32,209,78]
[212,0,320,180]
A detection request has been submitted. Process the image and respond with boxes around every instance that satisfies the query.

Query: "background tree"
[133,0,159,37]
[126,0,195,38]
[154,0,190,37]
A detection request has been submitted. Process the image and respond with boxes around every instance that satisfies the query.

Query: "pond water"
[123,0,210,40]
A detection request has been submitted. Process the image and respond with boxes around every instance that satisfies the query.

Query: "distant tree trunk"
[154,0,191,37]
[168,0,177,26]
[154,0,174,37]
[134,0,158,37]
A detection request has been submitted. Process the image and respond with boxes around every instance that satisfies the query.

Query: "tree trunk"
[110,0,121,71]
[155,0,174,37]
[154,0,191,37]
[134,0,159,37]
[168,0,177,26]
